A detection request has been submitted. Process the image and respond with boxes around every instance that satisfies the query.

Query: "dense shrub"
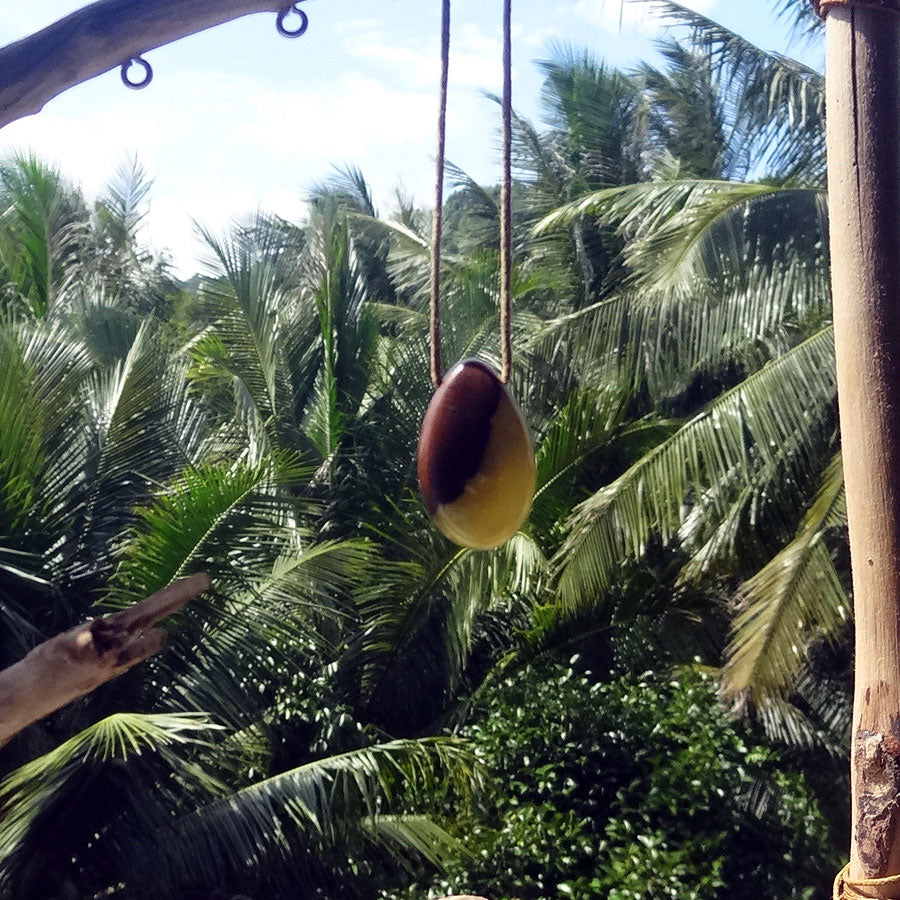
[383,664,842,900]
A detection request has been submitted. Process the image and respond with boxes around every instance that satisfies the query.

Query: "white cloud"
[571,0,717,35]
[0,102,167,196]
[331,17,382,37]
[0,56,494,276]
[339,19,506,92]
[0,0,726,278]
[514,22,564,50]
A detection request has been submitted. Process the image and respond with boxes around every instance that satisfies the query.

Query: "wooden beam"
[821,0,900,887]
[0,574,210,747]
[0,0,289,130]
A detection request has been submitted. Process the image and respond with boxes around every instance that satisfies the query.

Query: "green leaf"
[724,452,849,698]
[556,328,836,611]
[169,738,481,889]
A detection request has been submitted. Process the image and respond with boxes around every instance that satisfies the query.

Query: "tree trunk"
[821,0,900,890]
[0,574,210,747]
[0,0,290,130]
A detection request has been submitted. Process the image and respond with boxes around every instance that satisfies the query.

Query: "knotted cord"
[834,863,900,899]
[429,0,515,388]
[814,0,900,16]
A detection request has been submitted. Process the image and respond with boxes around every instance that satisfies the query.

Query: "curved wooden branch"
[0,0,288,131]
[0,574,210,747]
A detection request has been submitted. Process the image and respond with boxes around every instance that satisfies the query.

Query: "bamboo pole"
[820,0,900,890]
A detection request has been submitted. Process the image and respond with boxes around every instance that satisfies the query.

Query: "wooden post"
[820,0,900,889]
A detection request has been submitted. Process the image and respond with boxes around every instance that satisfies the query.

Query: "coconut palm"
[0,154,88,317]
[0,6,851,893]
[0,197,482,898]
[534,2,846,742]
[0,154,175,322]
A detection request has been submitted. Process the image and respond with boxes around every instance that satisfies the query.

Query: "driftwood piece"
[0,0,287,130]
[0,574,210,747]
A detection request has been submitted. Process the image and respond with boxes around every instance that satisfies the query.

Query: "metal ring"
[121,56,153,89]
[276,2,309,38]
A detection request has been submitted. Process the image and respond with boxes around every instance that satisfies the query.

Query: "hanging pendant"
[417,359,535,549]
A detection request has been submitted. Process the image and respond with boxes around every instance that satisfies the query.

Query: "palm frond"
[536,177,827,296]
[195,215,293,439]
[724,451,848,698]
[95,156,152,248]
[71,321,208,558]
[0,330,44,533]
[749,684,847,756]
[556,327,836,611]
[302,218,380,459]
[354,523,547,733]
[167,738,480,892]
[309,164,378,218]
[531,386,676,541]
[0,712,221,893]
[647,1,825,179]
[0,153,88,316]
[362,813,467,870]
[772,0,825,41]
[106,456,301,606]
[0,316,94,623]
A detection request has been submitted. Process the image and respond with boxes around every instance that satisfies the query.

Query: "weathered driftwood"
[821,0,900,887]
[0,574,210,747]
[0,0,288,130]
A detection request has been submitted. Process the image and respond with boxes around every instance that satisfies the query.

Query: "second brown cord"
[428,0,514,388]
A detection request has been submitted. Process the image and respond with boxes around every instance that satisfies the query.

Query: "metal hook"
[276,2,309,38]
[121,56,153,89]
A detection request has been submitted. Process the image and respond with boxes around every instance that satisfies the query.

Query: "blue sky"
[0,1,820,277]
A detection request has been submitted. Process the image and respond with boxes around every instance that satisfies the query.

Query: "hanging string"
[429,0,451,388]
[498,0,513,384]
[429,0,514,388]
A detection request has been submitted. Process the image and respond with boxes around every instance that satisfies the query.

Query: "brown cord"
[429,0,515,388]
[814,0,900,17]
[498,0,513,384]
[429,0,450,388]
[834,863,900,899]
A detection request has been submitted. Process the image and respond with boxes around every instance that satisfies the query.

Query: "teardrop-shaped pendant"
[417,359,535,549]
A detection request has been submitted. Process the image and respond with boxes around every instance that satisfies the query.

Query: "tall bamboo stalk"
[820,0,900,886]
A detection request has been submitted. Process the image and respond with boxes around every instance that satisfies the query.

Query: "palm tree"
[0,153,88,317]
[0,7,851,891]
[533,2,845,744]
[509,45,647,309]
[0,154,175,322]
[0,183,481,898]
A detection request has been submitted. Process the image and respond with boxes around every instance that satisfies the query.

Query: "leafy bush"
[383,664,842,900]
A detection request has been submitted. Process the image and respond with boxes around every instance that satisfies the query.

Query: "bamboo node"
[834,864,900,899]
[814,0,900,18]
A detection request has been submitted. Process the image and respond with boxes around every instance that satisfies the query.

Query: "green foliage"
[0,9,855,898]
[386,664,842,900]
